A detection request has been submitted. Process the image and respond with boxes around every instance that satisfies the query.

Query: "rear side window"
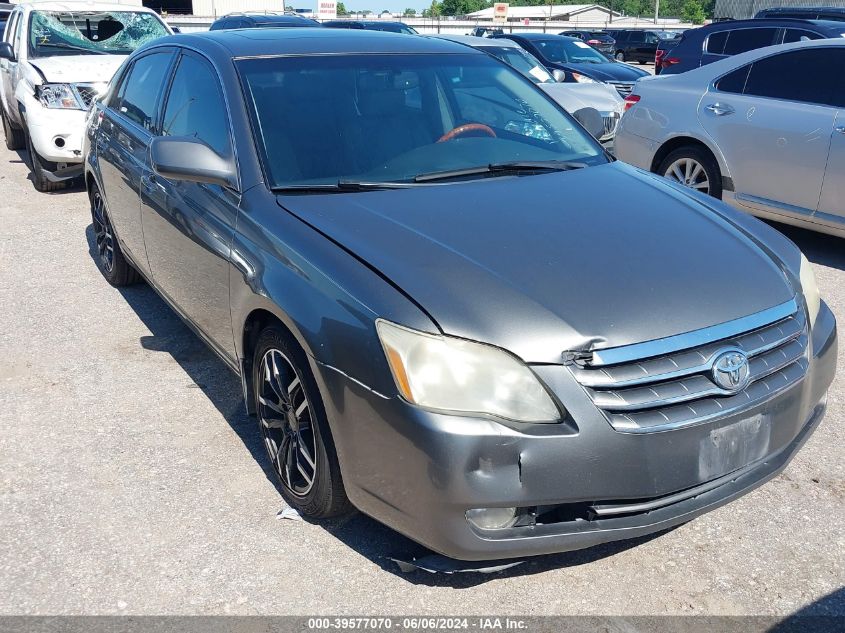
[743,48,844,106]
[715,64,750,94]
[162,53,231,158]
[113,51,173,130]
[782,29,824,43]
[705,30,728,54]
[723,28,778,55]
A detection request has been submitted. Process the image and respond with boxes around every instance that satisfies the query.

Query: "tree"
[336,1,348,14]
[403,7,416,15]
[681,0,705,23]
[440,0,486,16]
[422,0,441,17]
[362,8,372,14]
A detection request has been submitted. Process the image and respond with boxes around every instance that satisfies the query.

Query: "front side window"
[113,51,172,130]
[28,10,169,58]
[162,54,231,158]
[723,28,778,55]
[239,53,606,189]
[742,48,844,107]
[534,38,609,64]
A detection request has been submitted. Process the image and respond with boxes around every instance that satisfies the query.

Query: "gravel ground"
[0,143,842,618]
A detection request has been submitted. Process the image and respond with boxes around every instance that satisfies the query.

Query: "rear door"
[96,49,176,276]
[816,48,845,222]
[699,48,840,215]
[140,50,239,360]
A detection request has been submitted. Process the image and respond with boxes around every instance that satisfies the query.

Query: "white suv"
[0,2,170,191]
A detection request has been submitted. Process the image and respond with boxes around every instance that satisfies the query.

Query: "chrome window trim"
[588,298,798,367]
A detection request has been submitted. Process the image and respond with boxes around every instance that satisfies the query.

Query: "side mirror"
[572,106,605,140]
[552,69,566,82]
[0,42,15,62]
[150,137,237,189]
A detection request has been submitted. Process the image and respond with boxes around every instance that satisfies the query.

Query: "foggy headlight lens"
[571,72,597,83]
[800,253,820,327]
[376,320,561,423]
[37,83,82,109]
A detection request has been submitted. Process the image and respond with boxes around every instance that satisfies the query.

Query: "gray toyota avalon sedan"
[84,29,837,561]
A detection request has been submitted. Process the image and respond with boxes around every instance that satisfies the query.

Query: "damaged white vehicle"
[0,2,171,191]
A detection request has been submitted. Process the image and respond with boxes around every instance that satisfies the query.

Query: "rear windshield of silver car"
[28,11,169,57]
[238,53,607,188]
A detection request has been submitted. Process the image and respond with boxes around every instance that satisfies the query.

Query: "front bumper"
[21,92,86,177]
[313,302,836,561]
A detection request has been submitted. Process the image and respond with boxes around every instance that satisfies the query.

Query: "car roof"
[432,34,520,48]
[167,28,484,59]
[15,0,160,12]
[500,32,572,41]
[695,17,845,32]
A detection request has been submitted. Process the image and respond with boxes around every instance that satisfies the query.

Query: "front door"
[141,50,239,361]
[0,11,21,124]
[698,48,839,215]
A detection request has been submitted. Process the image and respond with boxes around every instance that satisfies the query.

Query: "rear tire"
[253,324,352,519]
[2,109,24,151]
[657,145,723,200]
[25,132,65,193]
[89,182,141,286]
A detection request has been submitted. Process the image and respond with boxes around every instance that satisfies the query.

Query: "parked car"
[468,27,504,37]
[617,39,845,239]
[84,29,835,562]
[434,35,623,142]
[0,3,12,34]
[209,12,321,30]
[658,18,845,74]
[494,32,650,96]
[0,1,172,191]
[323,20,417,34]
[604,29,662,63]
[655,32,686,74]
[755,6,845,21]
[558,30,615,56]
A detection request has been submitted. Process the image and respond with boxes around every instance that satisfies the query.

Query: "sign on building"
[318,0,337,19]
[493,2,509,22]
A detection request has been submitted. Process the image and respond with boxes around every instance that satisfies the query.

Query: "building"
[466,4,620,21]
[713,0,845,19]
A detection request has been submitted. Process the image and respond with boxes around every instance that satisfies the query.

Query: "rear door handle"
[705,103,735,116]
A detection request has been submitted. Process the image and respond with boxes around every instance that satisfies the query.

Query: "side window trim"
[109,48,177,137]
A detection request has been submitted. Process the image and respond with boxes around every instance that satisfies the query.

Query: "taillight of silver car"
[623,94,640,111]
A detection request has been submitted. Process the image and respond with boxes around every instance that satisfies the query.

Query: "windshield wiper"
[272,180,406,194]
[414,160,587,183]
[37,42,108,55]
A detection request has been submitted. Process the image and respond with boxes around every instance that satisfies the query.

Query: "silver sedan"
[615,39,845,239]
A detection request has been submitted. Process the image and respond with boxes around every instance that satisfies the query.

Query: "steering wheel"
[437,123,497,143]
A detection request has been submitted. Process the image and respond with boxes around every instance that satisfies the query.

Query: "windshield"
[482,46,554,84]
[534,38,609,64]
[29,11,169,57]
[239,53,606,189]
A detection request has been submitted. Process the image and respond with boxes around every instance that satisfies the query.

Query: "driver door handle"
[835,126,845,135]
[705,103,735,116]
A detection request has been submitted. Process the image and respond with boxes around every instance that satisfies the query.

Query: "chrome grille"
[606,81,634,97]
[600,111,620,140]
[72,84,100,109]
[571,306,809,433]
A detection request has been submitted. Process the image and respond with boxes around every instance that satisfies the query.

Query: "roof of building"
[467,4,619,19]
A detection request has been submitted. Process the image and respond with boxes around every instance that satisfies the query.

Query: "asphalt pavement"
[0,143,842,617]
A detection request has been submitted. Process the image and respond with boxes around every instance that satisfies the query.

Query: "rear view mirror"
[150,137,237,189]
[552,69,566,82]
[572,107,604,140]
[0,43,15,62]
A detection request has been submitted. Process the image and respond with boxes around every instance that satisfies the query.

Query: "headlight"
[36,83,82,110]
[571,72,597,83]
[376,320,561,423]
[799,253,820,327]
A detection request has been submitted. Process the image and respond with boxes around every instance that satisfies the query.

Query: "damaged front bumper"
[312,301,837,561]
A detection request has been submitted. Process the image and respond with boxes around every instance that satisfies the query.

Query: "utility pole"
[654,0,659,24]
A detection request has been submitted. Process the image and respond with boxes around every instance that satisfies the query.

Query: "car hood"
[276,162,794,363]
[551,60,650,82]
[28,55,126,84]
[538,81,623,113]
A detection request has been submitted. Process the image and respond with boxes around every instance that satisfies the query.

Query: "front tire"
[25,132,65,193]
[253,325,352,519]
[90,183,141,286]
[657,146,723,199]
[2,109,24,150]
[615,51,625,62]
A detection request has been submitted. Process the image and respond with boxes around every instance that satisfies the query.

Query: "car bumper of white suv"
[21,94,87,180]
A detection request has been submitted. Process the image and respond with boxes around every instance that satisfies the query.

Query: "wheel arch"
[649,135,731,188]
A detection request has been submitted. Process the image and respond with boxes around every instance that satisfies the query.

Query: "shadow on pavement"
[769,221,845,272]
[768,587,845,630]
